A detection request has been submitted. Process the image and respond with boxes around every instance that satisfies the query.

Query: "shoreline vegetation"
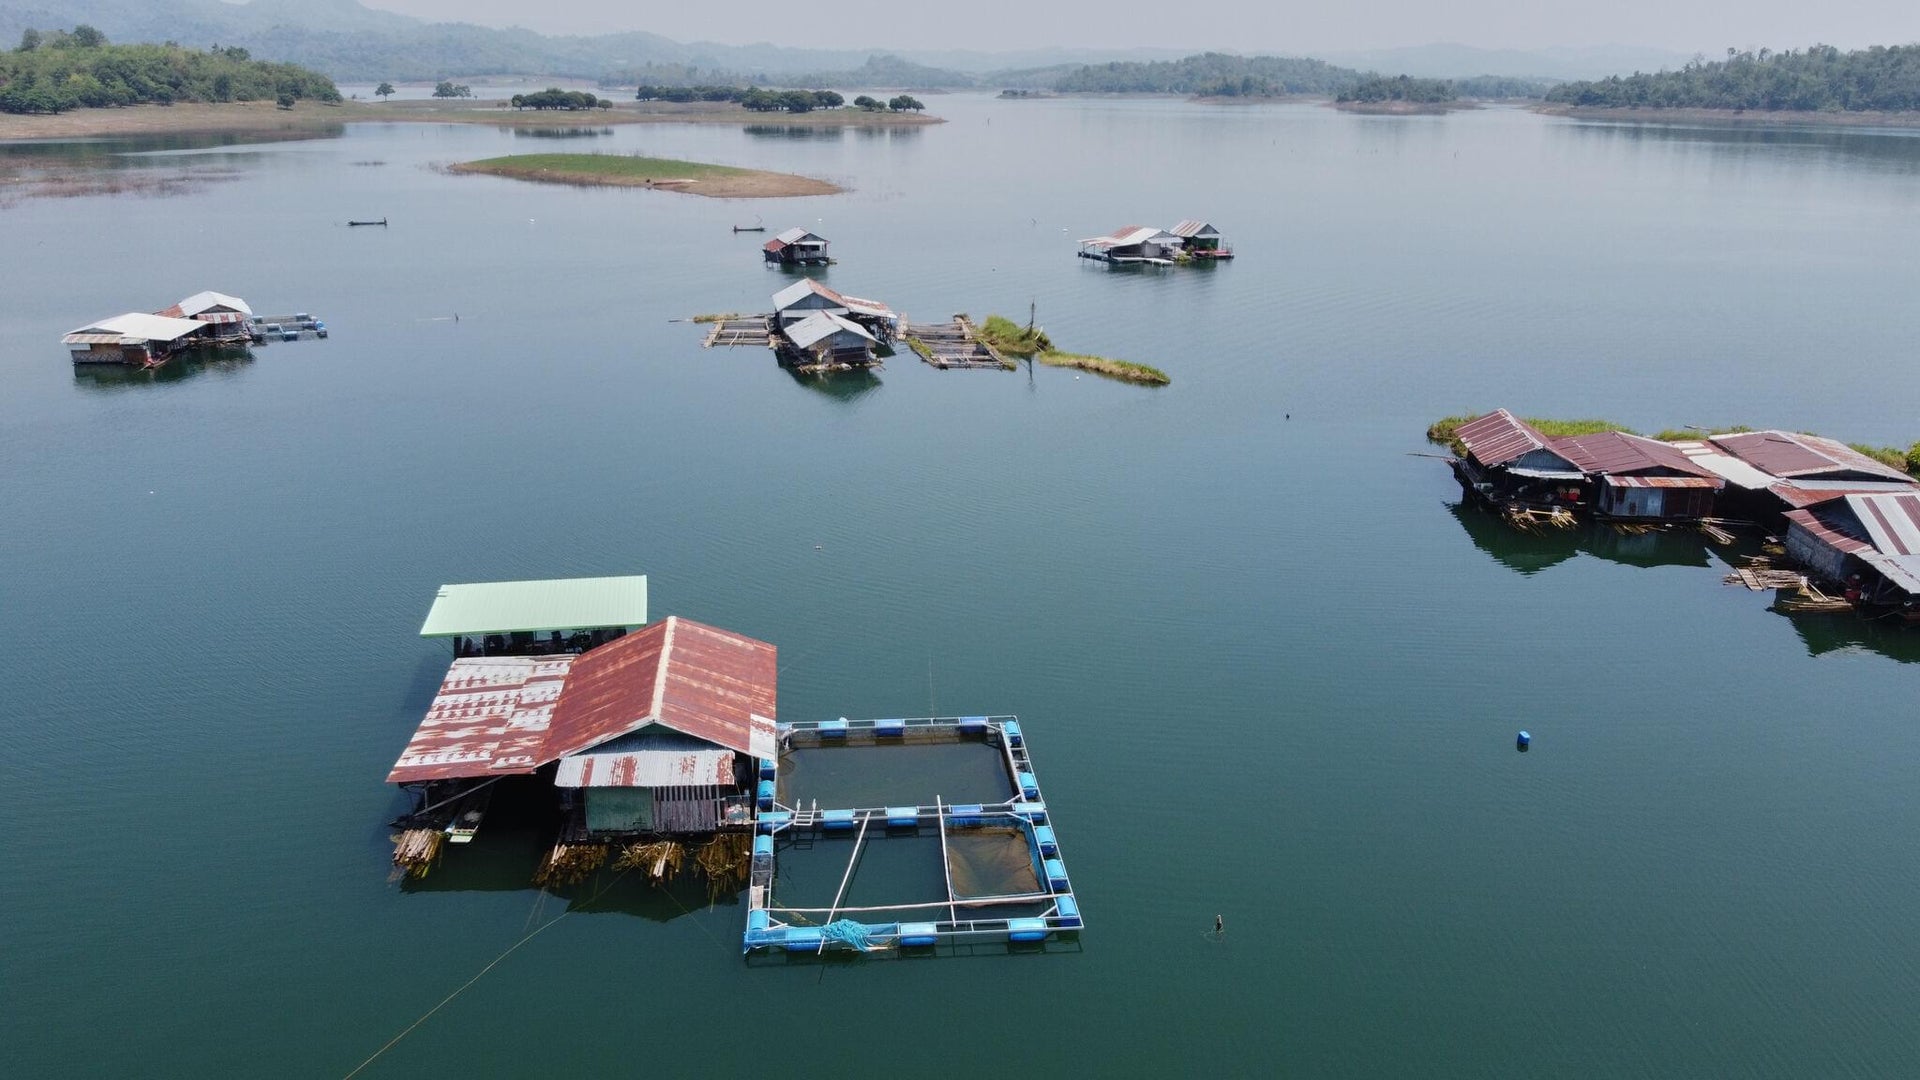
[446,153,841,198]
[1542,44,1920,118]
[1536,103,1920,127]
[975,315,1171,385]
[1426,414,1920,476]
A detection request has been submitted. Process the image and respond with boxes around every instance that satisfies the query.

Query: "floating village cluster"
[386,576,1082,954]
[63,289,325,368]
[1449,409,1920,620]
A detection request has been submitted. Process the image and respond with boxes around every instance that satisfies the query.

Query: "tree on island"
[0,32,340,113]
[888,94,924,112]
[852,94,882,110]
[276,91,295,110]
[375,81,395,100]
[18,28,42,51]
[432,80,472,99]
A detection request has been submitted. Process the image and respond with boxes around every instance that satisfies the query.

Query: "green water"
[4,97,1920,1077]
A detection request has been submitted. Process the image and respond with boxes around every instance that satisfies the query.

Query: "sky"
[345,1,1920,53]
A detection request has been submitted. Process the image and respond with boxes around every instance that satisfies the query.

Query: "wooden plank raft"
[905,315,1011,370]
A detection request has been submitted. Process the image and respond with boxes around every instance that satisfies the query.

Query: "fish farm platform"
[744,715,1081,956]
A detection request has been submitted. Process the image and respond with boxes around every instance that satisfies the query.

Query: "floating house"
[156,291,254,341]
[388,615,776,846]
[782,311,879,369]
[419,575,649,657]
[1170,220,1233,259]
[764,227,830,266]
[1078,225,1183,265]
[1783,492,1920,618]
[1666,431,1919,521]
[62,312,216,366]
[1551,431,1724,521]
[1449,410,1588,511]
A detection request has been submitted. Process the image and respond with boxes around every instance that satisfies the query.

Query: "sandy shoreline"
[0,99,942,142]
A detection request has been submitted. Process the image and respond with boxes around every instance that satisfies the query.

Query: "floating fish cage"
[743,715,1081,956]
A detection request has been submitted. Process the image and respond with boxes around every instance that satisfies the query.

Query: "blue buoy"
[898,922,940,947]
[886,806,919,828]
[1055,895,1082,929]
[1017,771,1040,800]
[875,718,905,738]
[1516,730,1531,752]
[823,808,857,830]
[1033,824,1058,857]
[756,778,776,810]
[758,757,777,780]
[1007,917,1050,943]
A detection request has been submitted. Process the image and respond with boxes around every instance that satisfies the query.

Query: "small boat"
[732,224,766,232]
[348,218,388,227]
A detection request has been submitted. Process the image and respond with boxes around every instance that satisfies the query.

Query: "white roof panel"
[785,311,875,349]
[418,575,648,637]
[63,312,207,343]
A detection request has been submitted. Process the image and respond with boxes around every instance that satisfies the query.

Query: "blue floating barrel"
[959,715,988,734]
[1033,825,1058,857]
[753,834,773,859]
[1055,895,1082,929]
[886,806,919,828]
[1007,918,1050,943]
[820,718,849,739]
[757,810,791,833]
[1045,858,1069,892]
[1003,720,1023,747]
[875,718,905,738]
[745,909,771,946]
[899,922,940,947]
[1014,801,1047,825]
[951,804,983,827]
[1017,771,1040,800]
[758,757,777,780]
[823,808,857,830]
[756,779,776,810]
[1516,730,1532,751]
[784,927,824,953]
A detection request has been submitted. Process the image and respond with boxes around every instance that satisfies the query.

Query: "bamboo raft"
[1725,554,1809,592]
[905,316,1012,370]
[391,828,444,880]
[702,315,774,348]
[1504,505,1577,534]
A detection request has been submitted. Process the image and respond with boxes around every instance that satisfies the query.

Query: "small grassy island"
[975,315,1171,385]
[1427,414,1920,475]
[447,153,841,198]
[1335,75,1473,114]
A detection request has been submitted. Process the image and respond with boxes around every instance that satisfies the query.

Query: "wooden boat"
[348,218,388,227]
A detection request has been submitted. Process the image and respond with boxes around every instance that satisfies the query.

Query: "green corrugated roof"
[418,576,648,637]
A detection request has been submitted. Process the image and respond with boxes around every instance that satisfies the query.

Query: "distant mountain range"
[0,0,1696,85]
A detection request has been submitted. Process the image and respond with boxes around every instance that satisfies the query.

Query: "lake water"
[5,95,1920,1077]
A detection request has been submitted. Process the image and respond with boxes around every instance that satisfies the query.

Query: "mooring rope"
[343,870,629,1079]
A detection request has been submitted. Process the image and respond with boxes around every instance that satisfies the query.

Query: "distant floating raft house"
[387,615,777,857]
[62,312,217,367]
[764,227,830,266]
[1670,430,1920,522]
[1077,225,1182,265]
[1169,219,1233,259]
[1783,492,1920,618]
[781,311,879,370]
[1449,410,1587,512]
[419,574,649,657]
[771,279,898,368]
[156,291,255,341]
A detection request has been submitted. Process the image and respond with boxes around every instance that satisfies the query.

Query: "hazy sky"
[347,1,1920,53]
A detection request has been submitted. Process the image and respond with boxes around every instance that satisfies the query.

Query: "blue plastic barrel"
[821,718,849,738]
[899,922,940,947]
[1033,825,1058,856]
[1045,858,1069,891]
[1007,918,1049,943]
[756,779,776,810]
[1014,802,1047,825]
[959,716,988,734]
[951,804,983,827]
[875,718,905,738]
[753,834,773,858]
[1056,896,1082,928]
[1003,720,1023,747]
[1017,771,1040,799]
[758,757,777,780]
[887,806,918,827]
[757,810,791,833]
[745,910,771,946]
[784,927,824,952]
[823,809,856,830]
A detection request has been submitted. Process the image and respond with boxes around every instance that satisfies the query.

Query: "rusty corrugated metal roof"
[1552,431,1719,478]
[545,616,778,761]
[1170,220,1217,237]
[1784,507,1872,554]
[1848,492,1920,556]
[1454,409,1551,466]
[1710,431,1914,483]
[386,657,575,783]
[554,748,735,788]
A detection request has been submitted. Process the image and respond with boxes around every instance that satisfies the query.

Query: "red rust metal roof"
[385,657,575,783]
[1710,431,1913,483]
[554,749,735,788]
[544,616,778,761]
[1551,431,1719,479]
[1784,507,1873,554]
[1849,492,1920,555]
[1454,410,1551,466]
[1601,474,1721,488]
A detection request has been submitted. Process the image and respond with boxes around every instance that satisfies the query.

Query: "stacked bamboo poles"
[694,834,753,901]
[1504,505,1577,534]
[613,840,684,883]
[391,829,444,880]
[533,842,608,888]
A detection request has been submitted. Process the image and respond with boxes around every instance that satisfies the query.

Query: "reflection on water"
[784,365,882,402]
[509,126,615,139]
[1561,117,1920,174]
[69,347,254,391]
[1445,501,1713,575]
[1779,609,1920,664]
[744,124,845,140]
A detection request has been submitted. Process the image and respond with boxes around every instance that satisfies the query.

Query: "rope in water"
[343,870,630,1079]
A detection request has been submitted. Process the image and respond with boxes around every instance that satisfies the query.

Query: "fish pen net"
[947,827,1041,902]
[390,828,444,880]
[612,840,685,883]
[533,842,608,888]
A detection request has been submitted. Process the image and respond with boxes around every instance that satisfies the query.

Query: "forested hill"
[1051,52,1365,96]
[0,28,340,113]
[1545,44,1920,111]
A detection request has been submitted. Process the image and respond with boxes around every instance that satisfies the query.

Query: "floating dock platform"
[248,313,329,343]
[905,316,1010,370]
[744,715,1081,955]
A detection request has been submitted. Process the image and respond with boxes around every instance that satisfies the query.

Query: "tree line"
[1337,75,1457,104]
[509,88,609,111]
[632,85,922,113]
[2,26,340,114]
[1051,52,1362,96]
[1546,44,1920,112]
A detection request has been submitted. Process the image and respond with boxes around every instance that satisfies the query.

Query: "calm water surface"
[4,96,1920,1077]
